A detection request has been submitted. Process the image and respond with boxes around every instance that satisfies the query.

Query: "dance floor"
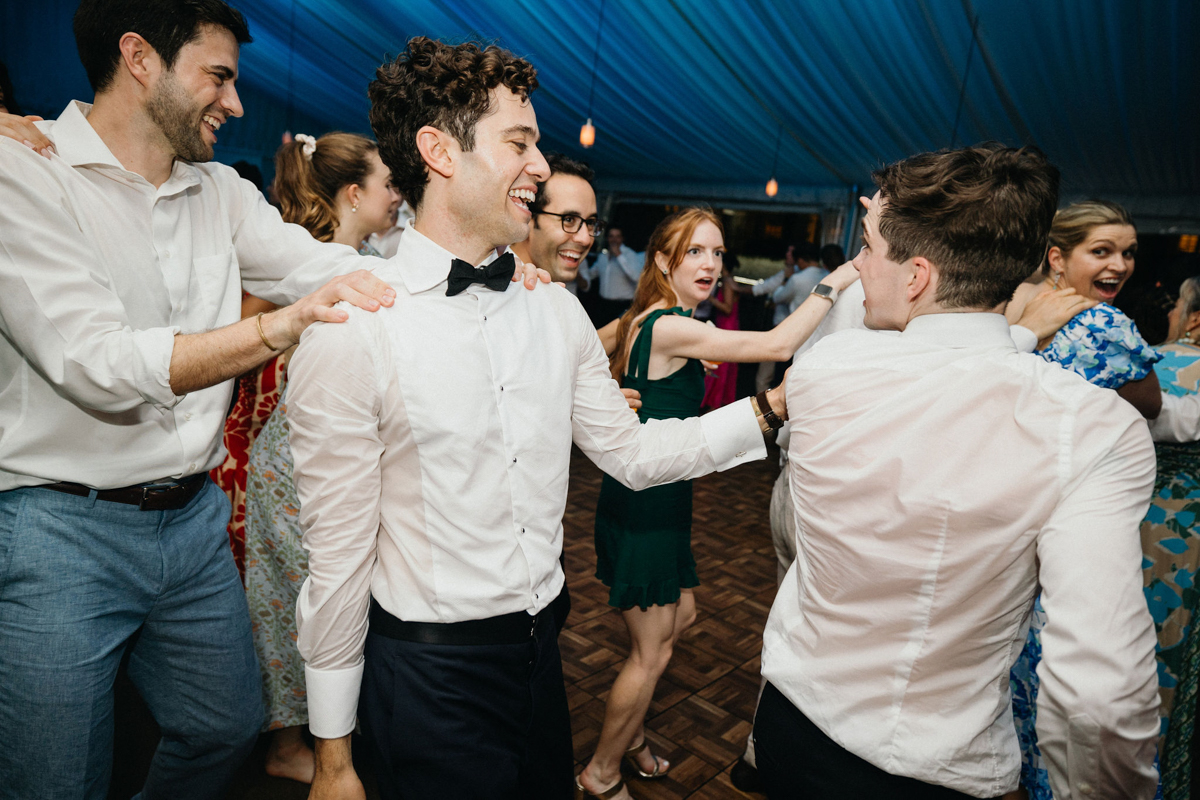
[110,443,781,799]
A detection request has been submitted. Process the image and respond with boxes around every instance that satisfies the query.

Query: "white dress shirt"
[762,312,1159,799]
[586,247,643,300]
[1150,393,1200,442]
[287,228,766,739]
[0,101,372,490]
[772,265,828,316]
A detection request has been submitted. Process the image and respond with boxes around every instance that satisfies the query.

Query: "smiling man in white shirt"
[757,145,1160,799]
[287,37,783,800]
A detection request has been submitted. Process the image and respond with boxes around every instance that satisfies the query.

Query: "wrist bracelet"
[256,311,283,352]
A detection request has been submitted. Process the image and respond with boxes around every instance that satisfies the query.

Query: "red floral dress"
[209,355,286,579]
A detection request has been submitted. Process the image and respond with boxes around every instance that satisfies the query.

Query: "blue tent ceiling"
[4,0,1199,226]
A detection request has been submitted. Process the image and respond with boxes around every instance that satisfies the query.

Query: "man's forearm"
[168,310,288,395]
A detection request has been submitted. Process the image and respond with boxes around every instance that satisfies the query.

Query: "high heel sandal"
[575,772,626,799]
[624,740,669,779]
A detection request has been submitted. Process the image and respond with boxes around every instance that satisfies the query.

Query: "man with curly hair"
[287,37,786,800]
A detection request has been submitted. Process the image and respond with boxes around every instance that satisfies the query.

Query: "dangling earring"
[351,202,359,213]
[1050,271,1061,289]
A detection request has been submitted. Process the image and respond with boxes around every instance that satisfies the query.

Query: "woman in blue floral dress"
[1005,200,1161,799]
[1141,277,1200,799]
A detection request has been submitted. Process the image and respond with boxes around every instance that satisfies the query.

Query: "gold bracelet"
[749,394,771,434]
[256,311,282,352]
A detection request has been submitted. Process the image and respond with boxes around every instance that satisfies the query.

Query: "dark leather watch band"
[755,390,786,431]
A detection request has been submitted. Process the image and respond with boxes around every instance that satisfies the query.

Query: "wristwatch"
[810,282,836,303]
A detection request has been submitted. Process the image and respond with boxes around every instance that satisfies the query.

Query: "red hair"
[609,207,724,381]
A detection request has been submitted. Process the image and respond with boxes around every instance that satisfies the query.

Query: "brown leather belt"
[39,474,210,511]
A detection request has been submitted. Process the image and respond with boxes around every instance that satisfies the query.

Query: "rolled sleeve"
[0,143,185,413]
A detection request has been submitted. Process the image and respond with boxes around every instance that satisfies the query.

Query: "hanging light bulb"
[765,177,779,197]
[580,118,596,148]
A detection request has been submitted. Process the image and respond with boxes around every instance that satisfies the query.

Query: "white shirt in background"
[763,312,1159,798]
[287,228,766,739]
[0,101,372,490]
[772,265,828,316]
[585,247,643,300]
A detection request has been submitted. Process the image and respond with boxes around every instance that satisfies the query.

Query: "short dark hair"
[820,243,845,269]
[0,61,21,116]
[796,241,821,263]
[73,0,251,93]
[368,37,539,211]
[872,144,1060,309]
[532,152,594,213]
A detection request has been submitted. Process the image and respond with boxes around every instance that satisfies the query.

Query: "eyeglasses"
[534,211,605,237]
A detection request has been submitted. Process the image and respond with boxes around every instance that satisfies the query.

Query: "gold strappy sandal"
[623,740,669,779]
[574,772,626,799]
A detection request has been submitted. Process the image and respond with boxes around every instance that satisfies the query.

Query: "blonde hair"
[274,132,377,242]
[1179,277,1200,321]
[608,207,724,381]
[1044,200,1135,272]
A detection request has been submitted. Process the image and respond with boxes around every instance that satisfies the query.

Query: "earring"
[351,202,359,213]
[1050,271,1061,289]
[660,269,668,276]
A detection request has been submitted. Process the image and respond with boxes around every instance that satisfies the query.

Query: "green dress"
[594,307,706,610]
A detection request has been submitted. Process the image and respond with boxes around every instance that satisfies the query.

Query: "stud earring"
[351,202,359,213]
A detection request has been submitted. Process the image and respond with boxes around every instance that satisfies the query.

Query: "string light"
[581,0,607,149]
[765,121,783,198]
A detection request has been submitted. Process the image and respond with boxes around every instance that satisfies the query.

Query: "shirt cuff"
[701,398,767,471]
[1009,324,1037,354]
[134,326,185,410]
[304,661,365,739]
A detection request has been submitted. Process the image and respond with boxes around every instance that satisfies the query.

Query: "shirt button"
[1078,784,1093,796]
[521,527,526,534]
[736,450,746,457]
[483,315,487,321]
[184,412,193,421]
[512,457,517,464]
[188,462,196,472]
[163,250,170,258]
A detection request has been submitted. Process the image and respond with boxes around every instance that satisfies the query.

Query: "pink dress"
[701,283,739,410]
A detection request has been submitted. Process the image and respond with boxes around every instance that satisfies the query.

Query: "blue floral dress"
[1012,303,1162,799]
[1142,342,1200,799]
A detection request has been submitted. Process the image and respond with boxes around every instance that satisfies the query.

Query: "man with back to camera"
[0,1,552,797]
[287,36,790,800]
[756,144,1160,798]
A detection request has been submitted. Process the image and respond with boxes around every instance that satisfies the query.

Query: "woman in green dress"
[1143,276,1200,798]
[576,208,860,799]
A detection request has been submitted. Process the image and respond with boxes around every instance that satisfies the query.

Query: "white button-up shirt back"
[762,313,1160,799]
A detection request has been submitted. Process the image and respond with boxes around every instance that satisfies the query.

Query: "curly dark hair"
[872,143,1060,309]
[368,37,539,211]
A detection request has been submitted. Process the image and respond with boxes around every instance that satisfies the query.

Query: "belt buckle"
[138,485,156,511]
[138,483,179,511]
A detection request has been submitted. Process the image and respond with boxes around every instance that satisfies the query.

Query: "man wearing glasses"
[512,152,602,294]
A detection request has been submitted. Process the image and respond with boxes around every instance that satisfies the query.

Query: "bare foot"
[265,726,315,784]
[576,765,631,800]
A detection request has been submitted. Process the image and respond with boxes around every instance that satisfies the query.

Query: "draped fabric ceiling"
[5,0,1199,231]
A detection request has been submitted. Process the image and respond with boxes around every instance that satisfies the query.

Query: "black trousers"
[755,682,980,800]
[358,606,574,800]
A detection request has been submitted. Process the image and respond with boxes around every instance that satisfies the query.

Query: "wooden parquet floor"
[562,444,779,799]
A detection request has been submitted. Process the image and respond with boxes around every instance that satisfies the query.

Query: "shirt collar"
[900,312,1016,350]
[53,100,201,196]
[395,226,514,295]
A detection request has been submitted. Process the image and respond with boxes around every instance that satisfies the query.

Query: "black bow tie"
[445,252,516,297]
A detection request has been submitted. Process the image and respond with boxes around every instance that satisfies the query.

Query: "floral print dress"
[1013,303,1162,799]
[1142,342,1200,799]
